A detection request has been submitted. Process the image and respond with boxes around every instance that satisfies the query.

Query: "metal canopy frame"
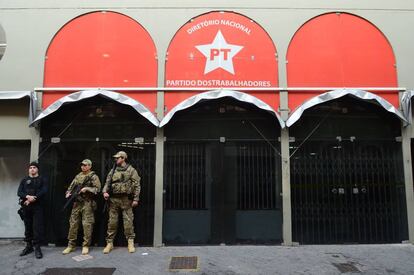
[286,89,407,127]
[159,89,285,128]
[30,89,159,127]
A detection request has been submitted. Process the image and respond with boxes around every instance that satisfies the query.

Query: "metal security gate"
[289,96,408,244]
[38,96,156,246]
[291,140,407,244]
[162,98,283,245]
[290,97,408,244]
[40,141,155,246]
[163,140,282,245]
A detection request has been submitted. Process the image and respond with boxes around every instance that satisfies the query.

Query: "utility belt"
[75,197,93,203]
[111,193,129,198]
[111,193,134,200]
[75,192,95,202]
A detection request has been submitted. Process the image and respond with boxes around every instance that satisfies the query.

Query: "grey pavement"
[1,240,414,274]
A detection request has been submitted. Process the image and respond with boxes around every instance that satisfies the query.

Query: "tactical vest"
[75,172,96,202]
[110,166,133,195]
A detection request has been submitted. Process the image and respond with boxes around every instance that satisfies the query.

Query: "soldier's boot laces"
[103,243,113,254]
[62,246,75,255]
[20,244,34,256]
[128,239,135,253]
[82,246,89,255]
[34,245,43,259]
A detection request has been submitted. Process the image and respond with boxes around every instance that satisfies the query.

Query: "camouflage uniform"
[66,171,101,247]
[103,164,141,243]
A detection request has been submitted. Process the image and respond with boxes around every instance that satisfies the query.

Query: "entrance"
[163,98,282,244]
[38,96,156,246]
[290,97,408,244]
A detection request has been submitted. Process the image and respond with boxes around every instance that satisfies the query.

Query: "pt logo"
[196,30,243,75]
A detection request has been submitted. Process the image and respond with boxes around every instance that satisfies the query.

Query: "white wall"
[0,142,30,238]
[0,100,31,140]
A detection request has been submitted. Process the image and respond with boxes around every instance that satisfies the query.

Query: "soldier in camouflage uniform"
[62,159,101,255]
[102,151,140,254]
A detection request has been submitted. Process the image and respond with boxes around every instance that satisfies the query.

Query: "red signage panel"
[165,11,279,113]
[287,13,398,111]
[43,11,157,111]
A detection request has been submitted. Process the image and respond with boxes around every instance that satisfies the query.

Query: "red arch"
[43,11,157,111]
[287,12,398,111]
[165,11,279,113]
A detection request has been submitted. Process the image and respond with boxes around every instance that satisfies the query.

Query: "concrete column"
[280,90,292,245]
[280,127,292,245]
[30,126,40,161]
[30,91,42,161]
[402,125,414,243]
[153,89,165,247]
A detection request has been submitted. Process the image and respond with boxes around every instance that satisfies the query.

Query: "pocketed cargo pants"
[67,200,95,247]
[106,196,135,243]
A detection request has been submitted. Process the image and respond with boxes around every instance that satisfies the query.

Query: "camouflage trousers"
[106,196,135,243]
[67,200,96,247]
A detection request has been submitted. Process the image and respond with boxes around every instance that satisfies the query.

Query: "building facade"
[1,0,414,246]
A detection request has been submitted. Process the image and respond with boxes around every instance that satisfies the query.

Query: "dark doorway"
[163,98,282,245]
[38,96,156,246]
[290,96,408,244]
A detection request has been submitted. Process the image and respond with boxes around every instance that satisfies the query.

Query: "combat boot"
[20,243,34,256]
[82,246,89,255]
[103,242,113,254]
[34,245,43,259]
[62,245,75,255]
[127,239,135,253]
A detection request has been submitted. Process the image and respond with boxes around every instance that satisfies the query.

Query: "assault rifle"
[102,162,116,213]
[62,173,94,212]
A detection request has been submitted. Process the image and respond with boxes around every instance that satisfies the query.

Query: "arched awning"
[286,89,407,127]
[159,89,285,128]
[401,90,414,125]
[30,90,159,127]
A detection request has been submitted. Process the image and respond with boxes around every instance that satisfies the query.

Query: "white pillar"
[401,125,414,243]
[153,89,165,247]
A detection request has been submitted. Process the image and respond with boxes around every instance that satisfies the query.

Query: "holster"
[17,207,25,221]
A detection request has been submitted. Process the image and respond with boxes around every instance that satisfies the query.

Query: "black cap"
[29,161,39,169]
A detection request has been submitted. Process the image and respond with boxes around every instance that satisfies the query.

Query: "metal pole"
[33,87,407,92]
[401,124,414,243]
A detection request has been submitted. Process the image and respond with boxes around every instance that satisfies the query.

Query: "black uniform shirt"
[17,176,48,204]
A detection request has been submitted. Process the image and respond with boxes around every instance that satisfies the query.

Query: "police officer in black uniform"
[17,162,48,259]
